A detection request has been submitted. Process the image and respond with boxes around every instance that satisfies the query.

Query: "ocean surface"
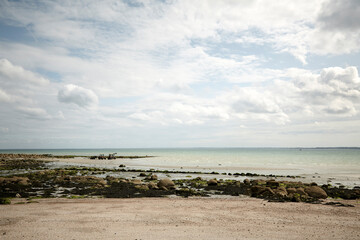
[1,148,359,181]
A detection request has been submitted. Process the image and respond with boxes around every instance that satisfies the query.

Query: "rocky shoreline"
[1,154,359,205]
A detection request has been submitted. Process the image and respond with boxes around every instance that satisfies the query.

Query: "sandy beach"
[1,197,359,240]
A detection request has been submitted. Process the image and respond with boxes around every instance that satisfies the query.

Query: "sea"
[1,148,360,186]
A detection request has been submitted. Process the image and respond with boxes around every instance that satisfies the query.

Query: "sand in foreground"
[1,198,359,240]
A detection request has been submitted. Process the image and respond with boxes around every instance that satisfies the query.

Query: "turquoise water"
[1,148,359,176]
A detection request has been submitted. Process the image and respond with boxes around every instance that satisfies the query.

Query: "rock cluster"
[145,174,158,180]
[240,179,330,202]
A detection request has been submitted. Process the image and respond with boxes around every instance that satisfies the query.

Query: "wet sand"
[1,198,359,240]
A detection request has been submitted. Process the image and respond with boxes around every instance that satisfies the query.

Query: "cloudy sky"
[0,0,360,149]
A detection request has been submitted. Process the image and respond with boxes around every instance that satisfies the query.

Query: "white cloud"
[0,0,324,65]
[129,112,152,121]
[220,87,290,125]
[323,98,356,115]
[0,58,48,86]
[118,66,360,128]
[2,0,357,66]
[58,84,98,109]
[0,59,57,121]
[16,106,50,119]
[320,66,360,85]
[282,66,360,116]
[230,88,282,114]
[0,88,12,102]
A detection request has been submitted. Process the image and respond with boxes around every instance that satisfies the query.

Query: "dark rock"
[147,182,158,189]
[287,193,300,202]
[105,181,172,198]
[286,188,297,194]
[221,183,248,196]
[250,185,266,196]
[145,174,158,180]
[135,185,149,191]
[105,176,119,184]
[267,180,280,187]
[324,187,360,200]
[207,179,218,186]
[158,178,175,189]
[296,187,307,196]
[258,187,275,198]
[252,179,266,185]
[71,176,106,186]
[243,179,250,185]
[274,187,288,197]
[131,179,142,185]
[305,186,327,199]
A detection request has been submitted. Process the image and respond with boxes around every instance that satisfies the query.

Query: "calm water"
[1,148,359,177]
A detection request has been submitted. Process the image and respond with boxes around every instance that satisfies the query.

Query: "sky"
[0,0,360,149]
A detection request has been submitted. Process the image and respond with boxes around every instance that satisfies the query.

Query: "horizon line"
[1,147,360,151]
